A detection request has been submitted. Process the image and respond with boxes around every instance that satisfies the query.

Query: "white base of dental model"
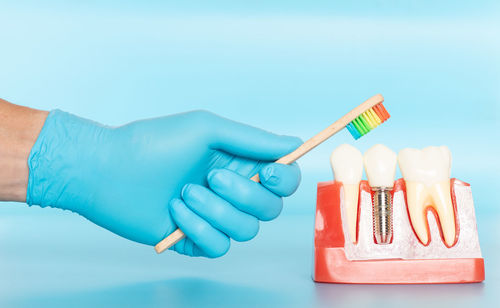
[341,179,482,260]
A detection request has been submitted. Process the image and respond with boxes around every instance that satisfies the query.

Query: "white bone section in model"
[330,144,363,243]
[342,180,481,260]
[398,146,456,247]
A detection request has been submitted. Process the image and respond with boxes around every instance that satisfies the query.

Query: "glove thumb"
[210,115,302,161]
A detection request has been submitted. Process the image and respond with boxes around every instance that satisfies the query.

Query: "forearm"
[0,99,48,202]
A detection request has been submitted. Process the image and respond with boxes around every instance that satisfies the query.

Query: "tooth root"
[406,181,431,245]
[429,181,456,247]
[342,184,359,243]
[406,181,456,247]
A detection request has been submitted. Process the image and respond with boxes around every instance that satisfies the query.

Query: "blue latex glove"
[27,110,302,257]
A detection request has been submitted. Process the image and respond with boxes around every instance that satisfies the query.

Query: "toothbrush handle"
[154,94,384,254]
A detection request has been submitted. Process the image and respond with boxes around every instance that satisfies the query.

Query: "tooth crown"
[330,144,363,185]
[364,144,397,188]
[398,146,451,184]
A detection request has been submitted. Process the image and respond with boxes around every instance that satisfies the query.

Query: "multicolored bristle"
[346,103,390,140]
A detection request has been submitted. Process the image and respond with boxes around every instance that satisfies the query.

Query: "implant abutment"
[372,187,394,245]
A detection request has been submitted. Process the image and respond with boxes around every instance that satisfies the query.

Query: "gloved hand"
[27,110,302,257]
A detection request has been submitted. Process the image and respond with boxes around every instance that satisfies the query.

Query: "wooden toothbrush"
[155,93,389,253]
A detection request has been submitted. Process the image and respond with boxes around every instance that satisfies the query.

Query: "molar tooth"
[398,146,456,247]
[330,144,363,243]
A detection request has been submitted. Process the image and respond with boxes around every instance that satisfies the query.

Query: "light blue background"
[0,1,498,307]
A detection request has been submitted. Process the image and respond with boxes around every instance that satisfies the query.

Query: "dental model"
[398,146,456,247]
[363,144,397,244]
[330,144,363,243]
[314,144,484,284]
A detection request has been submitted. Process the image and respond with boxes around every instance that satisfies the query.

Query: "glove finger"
[170,237,209,257]
[169,198,230,258]
[259,162,301,197]
[208,168,283,221]
[181,184,260,242]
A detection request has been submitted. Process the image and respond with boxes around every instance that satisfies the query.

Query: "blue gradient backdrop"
[0,1,498,307]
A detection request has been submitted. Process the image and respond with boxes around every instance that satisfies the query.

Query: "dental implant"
[371,187,393,244]
[363,144,397,245]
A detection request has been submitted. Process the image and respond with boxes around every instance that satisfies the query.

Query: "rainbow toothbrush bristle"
[346,103,390,140]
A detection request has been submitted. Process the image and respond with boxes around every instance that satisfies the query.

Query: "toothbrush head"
[345,103,390,140]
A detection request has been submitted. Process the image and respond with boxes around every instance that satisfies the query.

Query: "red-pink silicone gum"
[313,179,485,284]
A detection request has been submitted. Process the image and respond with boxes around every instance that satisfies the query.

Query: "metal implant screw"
[372,187,393,245]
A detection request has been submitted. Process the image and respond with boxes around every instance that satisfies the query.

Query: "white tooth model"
[364,144,397,187]
[398,146,456,247]
[330,144,363,243]
[363,144,397,244]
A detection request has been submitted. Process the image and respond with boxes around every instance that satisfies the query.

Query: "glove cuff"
[26,109,107,210]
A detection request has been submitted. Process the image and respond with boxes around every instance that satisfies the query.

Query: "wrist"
[0,99,48,202]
